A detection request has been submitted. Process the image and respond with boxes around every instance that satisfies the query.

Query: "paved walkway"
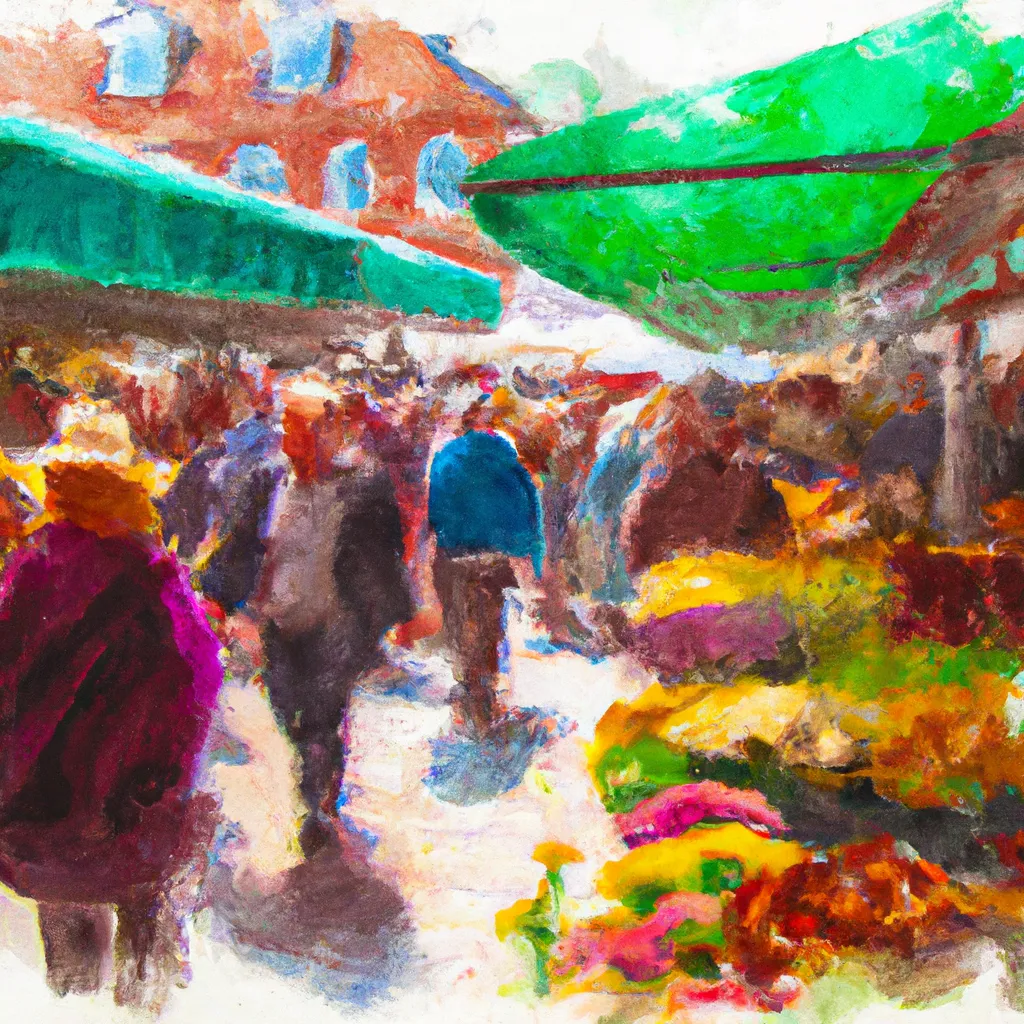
[3,607,1024,1022]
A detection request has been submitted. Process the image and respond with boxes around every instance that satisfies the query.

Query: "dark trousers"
[261,621,365,819]
[432,549,517,734]
[37,887,186,1010]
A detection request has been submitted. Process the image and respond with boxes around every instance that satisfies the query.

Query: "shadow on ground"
[202,840,415,1007]
[424,706,571,805]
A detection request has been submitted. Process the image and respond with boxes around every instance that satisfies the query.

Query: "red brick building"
[0,1,534,286]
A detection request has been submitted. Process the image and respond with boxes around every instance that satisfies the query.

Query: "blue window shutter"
[416,134,470,212]
[324,142,371,211]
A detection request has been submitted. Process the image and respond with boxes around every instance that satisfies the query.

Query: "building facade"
[0,1,535,283]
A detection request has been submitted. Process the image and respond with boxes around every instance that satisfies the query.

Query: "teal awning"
[0,117,502,326]
[467,1,1024,351]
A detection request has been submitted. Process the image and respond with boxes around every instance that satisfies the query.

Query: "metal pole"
[934,320,984,542]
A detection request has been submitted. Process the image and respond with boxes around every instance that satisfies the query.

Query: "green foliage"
[814,630,1021,702]
[502,868,566,997]
[700,857,744,895]
[596,736,692,813]
[667,919,726,950]
[620,883,678,916]
[676,948,722,981]
[795,571,891,672]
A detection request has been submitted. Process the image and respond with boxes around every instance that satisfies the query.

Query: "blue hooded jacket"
[428,431,544,577]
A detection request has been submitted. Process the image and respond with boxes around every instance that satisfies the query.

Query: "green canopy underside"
[0,118,502,326]
[473,171,941,297]
[469,1,1024,349]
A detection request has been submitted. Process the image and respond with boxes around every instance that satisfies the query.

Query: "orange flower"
[533,841,585,873]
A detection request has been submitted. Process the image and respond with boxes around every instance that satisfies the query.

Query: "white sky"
[1,0,1022,99]
[347,0,1022,95]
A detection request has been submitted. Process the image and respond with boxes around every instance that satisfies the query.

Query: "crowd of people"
[2,328,1020,1012]
[0,332,676,1009]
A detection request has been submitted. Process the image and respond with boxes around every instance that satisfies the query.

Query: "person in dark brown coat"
[255,382,412,856]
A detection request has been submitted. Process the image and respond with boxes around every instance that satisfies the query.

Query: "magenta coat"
[0,521,223,904]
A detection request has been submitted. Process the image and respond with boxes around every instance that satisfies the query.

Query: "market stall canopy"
[0,117,502,327]
[850,106,1024,333]
[466,1,1024,352]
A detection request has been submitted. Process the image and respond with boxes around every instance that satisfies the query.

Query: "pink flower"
[615,781,787,849]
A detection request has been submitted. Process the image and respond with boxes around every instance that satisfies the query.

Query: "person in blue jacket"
[428,430,543,736]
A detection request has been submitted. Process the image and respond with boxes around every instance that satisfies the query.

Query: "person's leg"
[432,550,476,732]
[262,621,322,832]
[294,729,339,817]
[433,551,516,736]
[294,716,346,857]
[264,619,360,856]
[465,555,517,733]
[37,902,113,996]
[260,621,306,736]
[113,888,185,1011]
[394,486,441,645]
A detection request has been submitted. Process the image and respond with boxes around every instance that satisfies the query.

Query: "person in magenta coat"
[0,512,224,1008]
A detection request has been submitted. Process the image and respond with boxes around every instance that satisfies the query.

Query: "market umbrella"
[465,1,1024,352]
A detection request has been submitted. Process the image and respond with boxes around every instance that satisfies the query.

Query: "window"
[97,8,170,97]
[264,14,352,95]
[96,7,198,98]
[415,134,470,214]
[225,145,290,197]
[323,142,371,211]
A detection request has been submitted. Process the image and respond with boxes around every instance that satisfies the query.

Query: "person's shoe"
[298,813,337,859]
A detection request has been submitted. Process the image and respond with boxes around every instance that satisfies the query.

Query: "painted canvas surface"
[6,1,1024,1022]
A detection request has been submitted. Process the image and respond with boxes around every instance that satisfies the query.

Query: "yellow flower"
[495,896,541,943]
[772,478,840,524]
[598,823,809,902]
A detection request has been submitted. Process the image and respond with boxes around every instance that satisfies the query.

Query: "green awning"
[467,1,1024,351]
[0,117,502,327]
